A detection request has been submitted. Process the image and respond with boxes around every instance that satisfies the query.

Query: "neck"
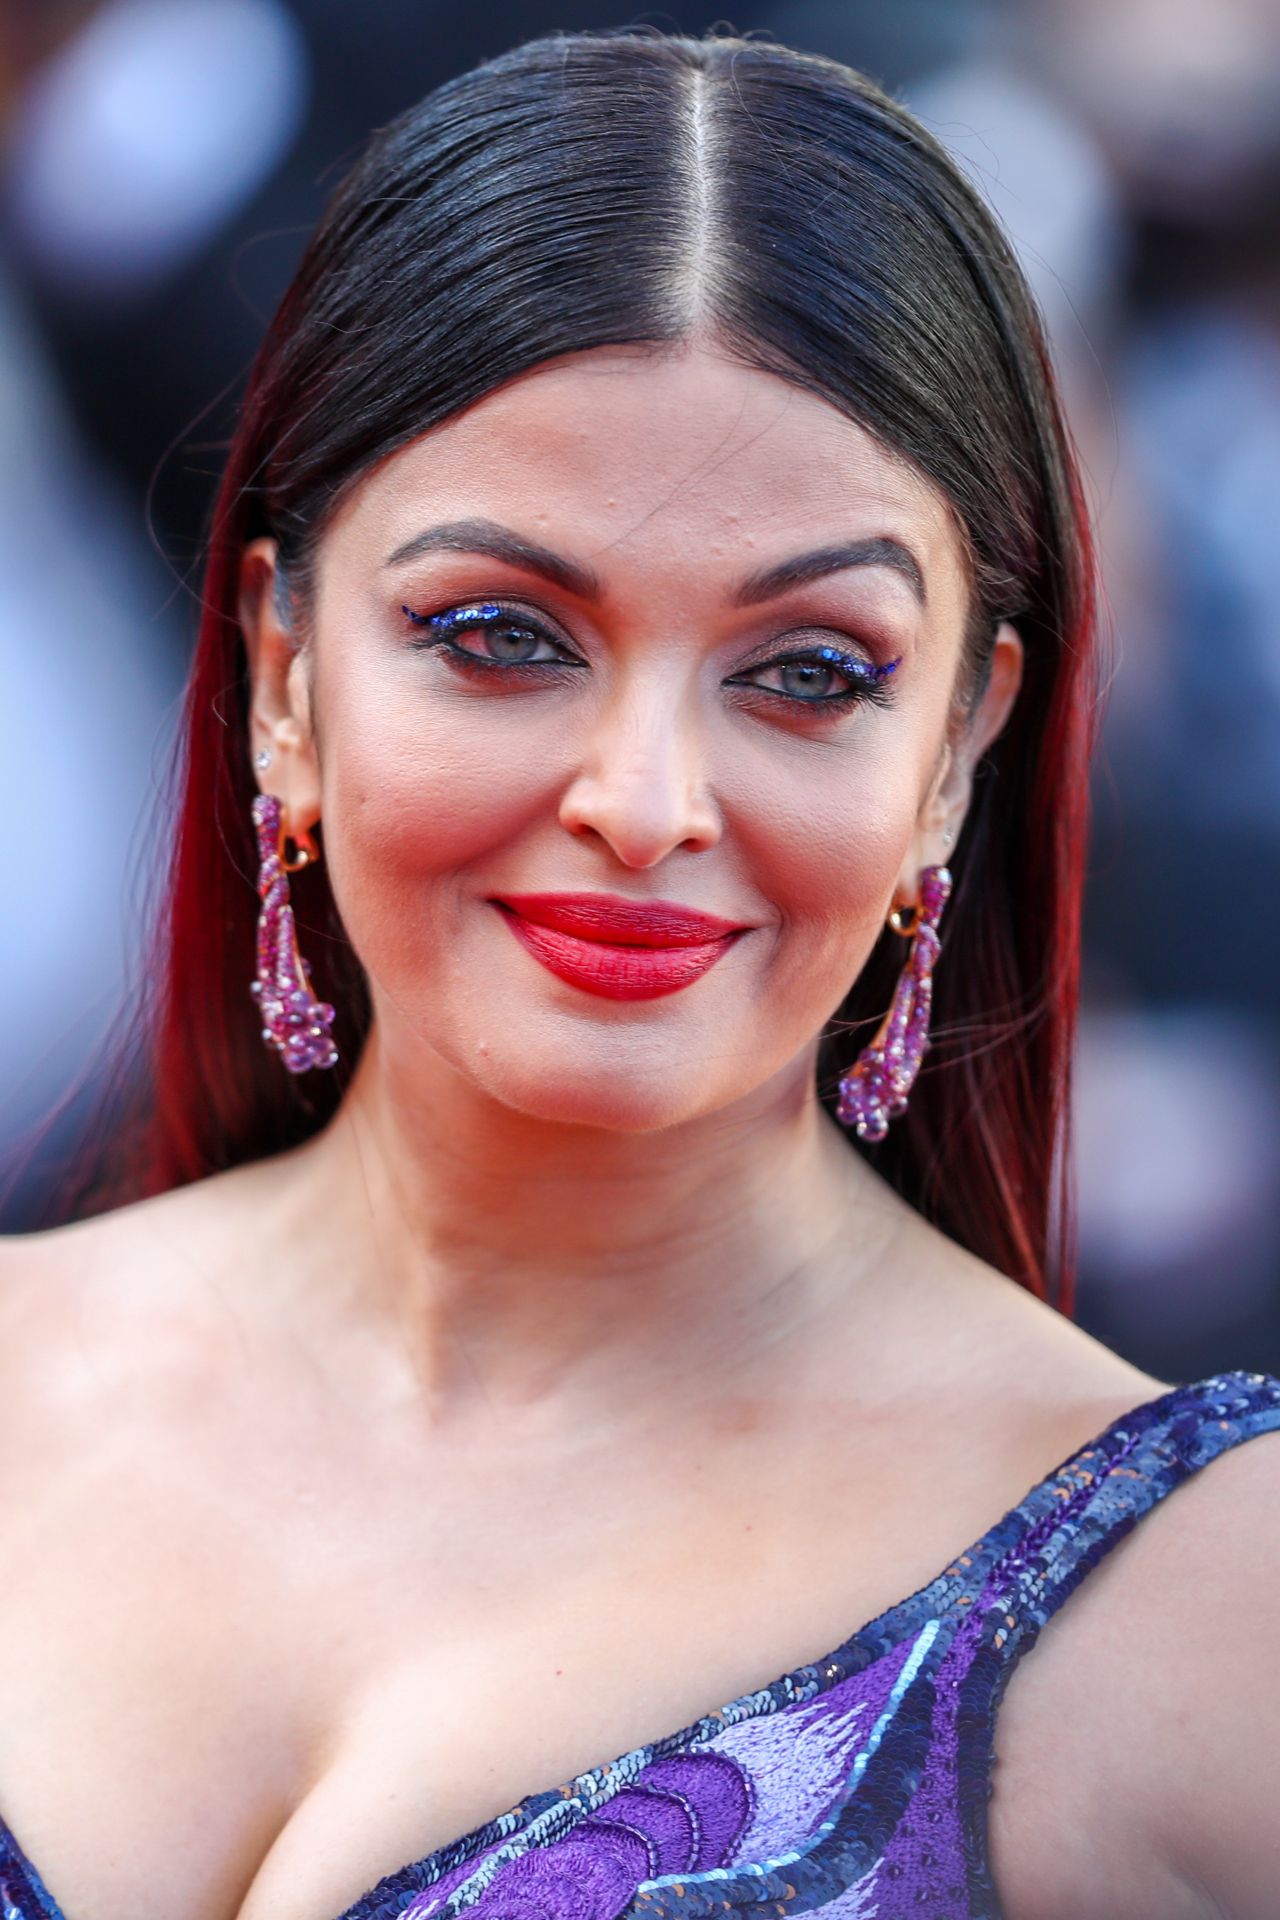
[277,1024,905,1435]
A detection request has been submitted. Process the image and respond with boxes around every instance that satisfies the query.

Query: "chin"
[464,1047,729,1135]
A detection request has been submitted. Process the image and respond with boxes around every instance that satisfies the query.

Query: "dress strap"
[995,1368,1280,1657]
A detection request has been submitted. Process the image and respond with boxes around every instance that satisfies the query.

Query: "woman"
[0,27,1275,1920]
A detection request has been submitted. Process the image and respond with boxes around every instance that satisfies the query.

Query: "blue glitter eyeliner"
[401,603,901,704]
[805,643,899,684]
[402,602,504,631]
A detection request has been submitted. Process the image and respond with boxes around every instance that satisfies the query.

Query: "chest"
[0,1409,1183,1920]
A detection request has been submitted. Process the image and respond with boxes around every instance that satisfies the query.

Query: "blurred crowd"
[2,0,1278,1380]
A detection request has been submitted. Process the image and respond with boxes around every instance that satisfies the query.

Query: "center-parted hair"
[65,28,1102,1309]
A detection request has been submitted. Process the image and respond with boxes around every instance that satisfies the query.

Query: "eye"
[728,644,899,710]
[400,601,583,674]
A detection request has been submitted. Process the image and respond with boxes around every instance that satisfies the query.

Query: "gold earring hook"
[277,809,319,874]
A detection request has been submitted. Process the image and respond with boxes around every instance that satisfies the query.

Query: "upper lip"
[493,892,748,947]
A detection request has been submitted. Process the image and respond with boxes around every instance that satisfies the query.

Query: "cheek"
[314,656,561,969]
[717,742,921,994]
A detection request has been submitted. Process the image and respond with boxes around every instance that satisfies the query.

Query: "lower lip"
[496,907,741,1001]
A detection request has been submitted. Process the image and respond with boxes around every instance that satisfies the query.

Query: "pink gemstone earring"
[248,789,339,1073]
[836,862,953,1140]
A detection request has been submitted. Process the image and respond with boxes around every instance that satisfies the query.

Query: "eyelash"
[400,601,900,711]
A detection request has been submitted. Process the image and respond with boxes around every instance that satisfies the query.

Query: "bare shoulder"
[1126,1408,1280,1920]
[0,1159,299,1454]
[982,1329,1280,1920]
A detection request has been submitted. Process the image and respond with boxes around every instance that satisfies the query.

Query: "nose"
[557,682,722,869]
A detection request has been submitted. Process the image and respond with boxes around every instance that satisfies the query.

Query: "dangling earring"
[836,863,953,1141]
[248,790,339,1073]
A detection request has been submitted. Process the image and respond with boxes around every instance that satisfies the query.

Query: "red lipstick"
[492,892,747,1001]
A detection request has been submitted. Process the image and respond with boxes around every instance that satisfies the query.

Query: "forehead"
[325,344,967,607]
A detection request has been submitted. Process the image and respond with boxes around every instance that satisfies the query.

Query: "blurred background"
[1,0,1277,1382]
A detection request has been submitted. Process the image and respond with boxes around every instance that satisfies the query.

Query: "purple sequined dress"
[2,1369,1278,1920]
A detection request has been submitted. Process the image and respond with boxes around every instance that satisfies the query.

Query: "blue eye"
[728,645,899,709]
[401,602,582,674]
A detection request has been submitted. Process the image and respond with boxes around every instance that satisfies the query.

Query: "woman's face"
[246,343,1022,1131]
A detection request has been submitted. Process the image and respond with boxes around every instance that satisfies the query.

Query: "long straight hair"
[48,28,1101,1312]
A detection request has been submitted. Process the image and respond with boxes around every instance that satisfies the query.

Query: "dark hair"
[49,27,1102,1310]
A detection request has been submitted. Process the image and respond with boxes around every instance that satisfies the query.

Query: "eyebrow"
[732,536,926,609]
[383,518,927,609]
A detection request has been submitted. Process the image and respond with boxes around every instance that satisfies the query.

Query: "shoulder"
[990,1365,1280,1920]
[896,1225,1280,1918]
[1133,1404,1280,1920]
[973,1355,1280,1920]
[0,1172,283,1462]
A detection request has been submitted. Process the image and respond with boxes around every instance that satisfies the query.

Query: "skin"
[3,340,1269,1920]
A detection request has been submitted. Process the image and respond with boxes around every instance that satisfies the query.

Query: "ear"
[896,621,1024,899]
[239,536,322,834]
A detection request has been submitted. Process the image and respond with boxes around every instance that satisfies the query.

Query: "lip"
[495,892,745,945]
[491,892,749,1001]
